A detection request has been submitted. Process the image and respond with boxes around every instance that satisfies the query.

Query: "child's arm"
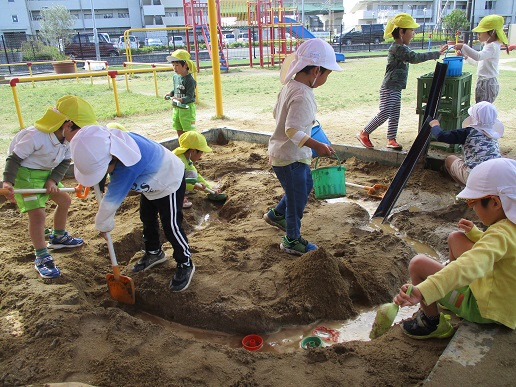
[398,44,445,64]
[429,122,469,144]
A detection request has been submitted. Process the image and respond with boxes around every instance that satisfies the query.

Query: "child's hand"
[458,218,474,233]
[429,119,440,127]
[194,183,206,191]
[44,179,59,194]
[439,44,449,55]
[164,93,171,100]
[314,143,334,157]
[1,181,16,203]
[394,284,422,307]
[454,43,464,51]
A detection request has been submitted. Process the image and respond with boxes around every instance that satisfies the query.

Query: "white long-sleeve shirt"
[461,41,501,79]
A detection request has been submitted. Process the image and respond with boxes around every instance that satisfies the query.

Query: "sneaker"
[183,198,193,208]
[356,131,374,148]
[263,208,286,231]
[280,236,317,256]
[132,249,167,272]
[169,261,195,292]
[386,139,403,150]
[401,310,454,340]
[34,253,61,279]
[47,232,84,250]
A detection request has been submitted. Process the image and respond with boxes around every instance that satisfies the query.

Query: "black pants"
[139,178,190,264]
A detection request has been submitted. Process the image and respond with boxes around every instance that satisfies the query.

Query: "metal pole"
[301,0,305,28]
[91,0,101,61]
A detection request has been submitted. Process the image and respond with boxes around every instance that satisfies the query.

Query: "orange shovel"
[94,185,135,305]
[345,182,388,199]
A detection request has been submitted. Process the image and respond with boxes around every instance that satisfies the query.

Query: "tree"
[442,9,470,41]
[38,5,76,57]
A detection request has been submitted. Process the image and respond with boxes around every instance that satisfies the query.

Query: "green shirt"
[382,43,440,90]
[171,73,196,104]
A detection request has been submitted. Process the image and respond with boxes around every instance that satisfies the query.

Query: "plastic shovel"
[0,184,90,198]
[94,185,135,305]
[369,285,412,339]
[345,182,388,199]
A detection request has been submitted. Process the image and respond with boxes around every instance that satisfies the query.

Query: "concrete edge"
[67,127,446,177]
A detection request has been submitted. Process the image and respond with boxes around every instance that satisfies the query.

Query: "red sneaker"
[356,131,374,148]
[386,139,402,150]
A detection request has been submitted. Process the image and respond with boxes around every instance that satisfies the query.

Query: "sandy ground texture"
[2,138,514,386]
[1,61,515,385]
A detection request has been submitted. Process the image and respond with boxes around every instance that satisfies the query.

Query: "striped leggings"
[363,87,402,139]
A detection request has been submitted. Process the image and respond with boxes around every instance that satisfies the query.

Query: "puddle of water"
[139,195,438,352]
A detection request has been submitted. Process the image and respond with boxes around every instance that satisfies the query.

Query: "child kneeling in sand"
[394,158,516,339]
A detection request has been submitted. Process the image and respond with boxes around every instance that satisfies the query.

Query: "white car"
[117,35,139,49]
[169,36,185,47]
[222,33,236,45]
[145,38,163,47]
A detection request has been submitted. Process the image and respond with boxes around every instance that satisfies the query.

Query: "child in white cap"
[429,101,503,185]
[454,15,509,103]
[264,38,340,256]
[2,95,96,279]
[394,158,516,339]
[358,13,448,150]
[70,126,194,292]
[164,49,197,137]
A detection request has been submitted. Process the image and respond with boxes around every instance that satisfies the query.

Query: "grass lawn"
[1,54,515,171]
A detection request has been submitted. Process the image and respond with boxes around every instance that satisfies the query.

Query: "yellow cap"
[384,13,420,39]
[173,131,212,155]
[106,122,127,131]
[473,15,508,44]
[34,95,97,133]
[166,49,197,73]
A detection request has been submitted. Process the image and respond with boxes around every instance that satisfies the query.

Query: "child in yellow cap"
[455,15,509,103]
[357,13,448,150]
[164,49,197,138]
[2,95,97,279]
[172,131,226,208]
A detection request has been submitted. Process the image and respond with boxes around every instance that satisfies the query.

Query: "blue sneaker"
[280,236,317,256]
[47,232,84,250]
[34,253,61,279]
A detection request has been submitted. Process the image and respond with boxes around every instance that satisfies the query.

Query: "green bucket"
[311,154,346,200]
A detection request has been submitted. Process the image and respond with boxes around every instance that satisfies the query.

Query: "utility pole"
[90,0,100,61]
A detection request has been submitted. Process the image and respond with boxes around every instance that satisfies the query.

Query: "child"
[454,15,509,103]
[2,95,96,279]
[394,158,516,339]
[164,49,197,138]
[70,125,194,292]
[430,101,503,186]
[357,13,448,150]
[172,131,226,208]
[264,38,339,256]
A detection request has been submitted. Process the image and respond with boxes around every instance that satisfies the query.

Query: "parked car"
[65,33,119,58]
[169,36,185,48]
[222,33,236,44]
[237,32,257,43]
[334,24,385,45]
[117,35,139,49]
[145,38,163,47]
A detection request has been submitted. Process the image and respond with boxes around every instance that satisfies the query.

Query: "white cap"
[457,158,516,223]
[70,125,141,187]
[461,101,504,140]
[280,38,342,85]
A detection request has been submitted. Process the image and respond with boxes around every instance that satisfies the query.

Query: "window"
[118,12,129,18]
[485,1,494,9]
[12,15,18,23]
[8,0,15,3]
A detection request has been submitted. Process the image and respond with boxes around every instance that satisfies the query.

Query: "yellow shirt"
[418,219,516,329]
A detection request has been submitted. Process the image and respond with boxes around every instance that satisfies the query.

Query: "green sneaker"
[401,310,454,340]
[280,236,317,256]
[263,208,286,231]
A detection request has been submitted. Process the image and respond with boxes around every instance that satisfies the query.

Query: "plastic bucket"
[311,154,346,200]
[311,121,331,157]
[443,56,463,77]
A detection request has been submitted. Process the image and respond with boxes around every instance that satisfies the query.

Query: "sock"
[35,247,48,257]
[423,311,440,326]
[53,229,65,236]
